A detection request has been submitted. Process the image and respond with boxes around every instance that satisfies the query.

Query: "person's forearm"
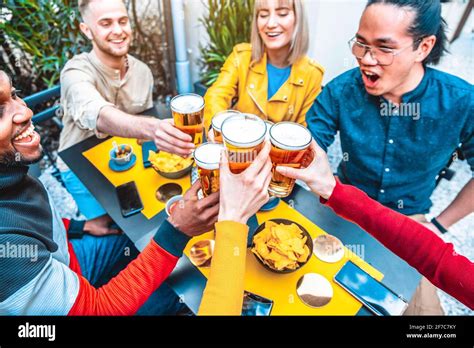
[68,220,188,315]
[96,105,158,140]
[198,221,248,316]
[322,181,474,308]
[436,179,474,229]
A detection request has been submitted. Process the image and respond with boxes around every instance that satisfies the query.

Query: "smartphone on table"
[115,181,144,218]
[241,291,274,316]
[334,260,408,316]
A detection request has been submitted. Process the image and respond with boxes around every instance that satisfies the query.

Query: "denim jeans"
[71,233,187,315]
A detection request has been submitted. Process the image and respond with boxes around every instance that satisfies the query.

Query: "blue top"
[306,67,473,215]
[267,63,291,100]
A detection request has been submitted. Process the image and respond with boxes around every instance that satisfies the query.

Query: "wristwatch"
[430,217,448,234]
[67,219,86,239]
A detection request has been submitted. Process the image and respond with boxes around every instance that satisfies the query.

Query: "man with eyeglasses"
[306,0,473,315]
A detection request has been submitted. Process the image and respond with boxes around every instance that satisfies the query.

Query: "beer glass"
[264,120,273,141]
[221,113,267,174]
[268,122,312,197]
[170,93,205,145]
[194,142,224,196]
[211,110,241,143]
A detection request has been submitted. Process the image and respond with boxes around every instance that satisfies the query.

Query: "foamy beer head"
[221,114,267,174]
[269,122,312,197]
[211,110,241,143]
[194,142,224,196]
[170,93,204,114]
[171,93,205,145]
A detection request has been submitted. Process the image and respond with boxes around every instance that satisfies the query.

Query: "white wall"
[305,0,366,83]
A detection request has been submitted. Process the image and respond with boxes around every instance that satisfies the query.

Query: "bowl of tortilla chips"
[148,150,194,179]
[251,219,313,273]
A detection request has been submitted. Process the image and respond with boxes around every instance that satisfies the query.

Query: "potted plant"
[196,0,254,96]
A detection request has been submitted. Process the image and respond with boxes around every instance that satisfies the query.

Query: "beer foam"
[194,143,224,170]
[212,110,241,131]
[171,94,204,113]
[221,115,267,147]
[270,122,312,150]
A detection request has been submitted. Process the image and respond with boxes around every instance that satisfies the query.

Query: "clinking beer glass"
[194,142,224,197]
[268,122,312,197]
[170,93,204,146]
[211,110,241,143]
[221,113,267,174]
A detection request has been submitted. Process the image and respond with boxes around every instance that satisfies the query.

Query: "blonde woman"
[203,0,324,135]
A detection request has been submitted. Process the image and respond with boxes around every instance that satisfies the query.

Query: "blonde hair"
[78,0,124,20]
[250,0,309,65]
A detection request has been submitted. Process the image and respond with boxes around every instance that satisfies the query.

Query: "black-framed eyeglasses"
[348,36,423,66]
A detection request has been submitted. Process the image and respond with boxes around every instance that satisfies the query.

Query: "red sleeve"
[62,218,71,231]
[67,240,178,315]
[322,181,474,309]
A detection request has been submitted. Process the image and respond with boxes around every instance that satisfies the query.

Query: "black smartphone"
[116,181,144,217]
[241,291,274,316]
[334,260,408,316]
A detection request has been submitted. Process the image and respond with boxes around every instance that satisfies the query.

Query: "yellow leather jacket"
[203,43,324,133]
[198,221,248,315]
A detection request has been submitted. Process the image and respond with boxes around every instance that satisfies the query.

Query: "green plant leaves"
[199,0,255,86]
[0,0,87,92]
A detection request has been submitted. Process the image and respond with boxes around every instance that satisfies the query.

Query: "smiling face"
[257,0,296,60]
[356,4,426,99]
[0,71,42,166]
[80,0,132,59]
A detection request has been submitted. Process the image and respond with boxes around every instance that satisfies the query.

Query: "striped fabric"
[0,255,79,315]
[1,165,189,315]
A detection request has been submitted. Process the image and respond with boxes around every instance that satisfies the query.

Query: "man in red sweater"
[277,141,474,310]
[0,70,219,315]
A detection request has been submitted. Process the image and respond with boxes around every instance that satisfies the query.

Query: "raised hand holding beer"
[171,93,205,146]
[268,122,312,197]
[218,141,273,224]
[151,118,195,157]
[168,180,220,237]
[276,140,336,200]
[151,92,206,157]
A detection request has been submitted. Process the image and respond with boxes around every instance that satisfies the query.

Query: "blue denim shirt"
[306,67,473,215]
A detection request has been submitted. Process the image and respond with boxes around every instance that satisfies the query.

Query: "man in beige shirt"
[58,0,194,229]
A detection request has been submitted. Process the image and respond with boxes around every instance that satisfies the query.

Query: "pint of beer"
[221,114,267,174]
[194,142,224,196]
[170,93,204,145]
[269,122,312,197]
[211,110,241,143]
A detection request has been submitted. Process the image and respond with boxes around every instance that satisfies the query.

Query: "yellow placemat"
[184,200,384,315]
[84,137,383,314]
[82,137,191,219]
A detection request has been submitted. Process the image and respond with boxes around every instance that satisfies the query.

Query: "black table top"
[59,130,421,316]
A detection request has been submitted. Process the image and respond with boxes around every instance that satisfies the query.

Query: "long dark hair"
[366,0,448,65]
